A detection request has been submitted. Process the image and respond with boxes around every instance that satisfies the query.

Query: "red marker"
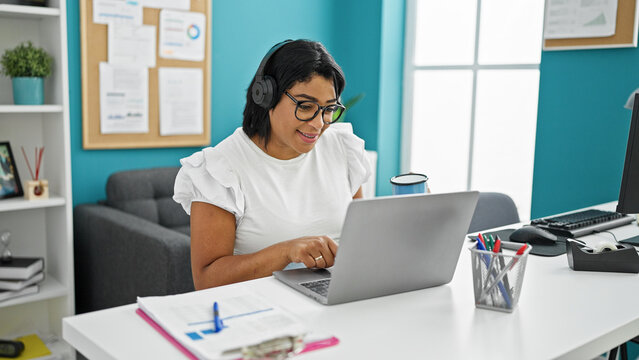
[493,238,501,253]
[477,233,487,248]
[508,244,529,269]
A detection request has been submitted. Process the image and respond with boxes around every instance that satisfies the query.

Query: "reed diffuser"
[21,146,48,200]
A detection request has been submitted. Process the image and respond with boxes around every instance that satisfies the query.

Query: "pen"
[509,244,529,269]
[475,239,512,308]
[477,233,487,248]
[480,244,529,302]
[482,233,491,251]
[493,237,501,253]
[485,233,494,251]
[495,236,512,291]
[488,234,496,251]
[213,301,223,333]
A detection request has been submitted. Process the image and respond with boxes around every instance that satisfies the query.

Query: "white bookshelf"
[0,196,65,212]
[0,4,60,18]
[0,276,67,308]
[0,105,63,113]
[0,0,74,351]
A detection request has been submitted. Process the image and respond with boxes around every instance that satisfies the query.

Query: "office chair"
[467,192,520,233]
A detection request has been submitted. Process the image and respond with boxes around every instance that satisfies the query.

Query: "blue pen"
[213,301,224,333]
[475,240,512,308]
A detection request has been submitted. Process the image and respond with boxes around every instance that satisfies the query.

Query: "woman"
[174,39,371,289]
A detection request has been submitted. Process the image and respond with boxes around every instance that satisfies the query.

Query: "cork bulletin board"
[544,0,639,51]
[80,0,211,149]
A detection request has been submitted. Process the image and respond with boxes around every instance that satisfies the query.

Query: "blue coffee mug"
[390,173,429,195]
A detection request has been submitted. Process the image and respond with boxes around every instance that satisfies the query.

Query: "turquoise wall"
[376,0,405,195]
[68,1,404,205]
[532,48,639,218]
[332,0,382,152]
[317,0,404,196]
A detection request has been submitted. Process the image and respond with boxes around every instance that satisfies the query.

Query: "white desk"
[63,203,639,359]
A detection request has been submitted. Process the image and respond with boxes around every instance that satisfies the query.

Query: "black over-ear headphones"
[251,39,293,109]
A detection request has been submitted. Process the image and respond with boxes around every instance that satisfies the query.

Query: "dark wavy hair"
[243,40,346,146]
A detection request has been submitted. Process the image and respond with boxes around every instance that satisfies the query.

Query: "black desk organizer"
[566,241,639,273]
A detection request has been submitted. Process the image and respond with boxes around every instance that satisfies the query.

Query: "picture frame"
[0,142,24,199]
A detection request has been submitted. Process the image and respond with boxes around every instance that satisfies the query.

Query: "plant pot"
[12,77,44,105]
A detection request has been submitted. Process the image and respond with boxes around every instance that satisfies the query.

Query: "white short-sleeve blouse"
[173,123,371,255]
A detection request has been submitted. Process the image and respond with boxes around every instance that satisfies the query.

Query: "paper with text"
[159,10,206,61]
[108,24,157,68]
[142,0,190,10]
[99,62,149,134]
[159,67,203,135]
[137,289,308,360]
[93,0,142,26]
[544,0,618,39]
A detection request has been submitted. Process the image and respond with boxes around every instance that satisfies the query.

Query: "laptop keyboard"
[300,279,331,297]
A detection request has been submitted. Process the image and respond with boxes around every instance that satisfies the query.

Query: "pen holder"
[470,242,532,312]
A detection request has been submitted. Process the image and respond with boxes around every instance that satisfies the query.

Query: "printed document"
[159,10,206,61]
[158,67,203,135]
[142,0,190,10]
[93,0,143,26]
[544,0,618,39]
[137,289,308,359]
[99,62,149,134]
[108,24,157,68]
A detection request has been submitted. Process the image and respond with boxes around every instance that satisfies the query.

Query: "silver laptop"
[273,191,479,305]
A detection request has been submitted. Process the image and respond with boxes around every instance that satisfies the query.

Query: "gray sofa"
[74,167,194,314]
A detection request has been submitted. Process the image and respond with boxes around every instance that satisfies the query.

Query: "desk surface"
[63,203,639,360]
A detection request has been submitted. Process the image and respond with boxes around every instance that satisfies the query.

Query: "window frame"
[401,0,541,190]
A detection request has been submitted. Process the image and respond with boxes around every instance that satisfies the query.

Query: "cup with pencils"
[470,233,532,312]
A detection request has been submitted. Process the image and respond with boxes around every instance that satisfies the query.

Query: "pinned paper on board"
[108,24,157,68]
[93,0,143,26]
[544,0,618,39]
[159,10,206,61]
[142,0,190,10]
[99,62,149,134]
[158,67,203,136]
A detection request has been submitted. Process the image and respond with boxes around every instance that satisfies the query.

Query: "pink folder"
[136,308,339,359]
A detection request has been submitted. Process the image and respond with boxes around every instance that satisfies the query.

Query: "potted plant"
[0,41,52,105]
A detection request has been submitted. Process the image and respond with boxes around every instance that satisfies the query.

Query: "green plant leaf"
[0,41,53,78]
[344,93,365,111]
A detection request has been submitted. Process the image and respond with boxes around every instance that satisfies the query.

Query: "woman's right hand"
[285,236,338,269]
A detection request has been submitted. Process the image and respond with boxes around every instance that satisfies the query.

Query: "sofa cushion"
[106,167,189,228]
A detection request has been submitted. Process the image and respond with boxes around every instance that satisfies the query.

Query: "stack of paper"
[137,288,309,359]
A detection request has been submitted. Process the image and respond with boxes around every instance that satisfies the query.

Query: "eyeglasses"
[284,91,345,124]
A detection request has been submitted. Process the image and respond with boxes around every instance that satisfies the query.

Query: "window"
[402,0,544,220]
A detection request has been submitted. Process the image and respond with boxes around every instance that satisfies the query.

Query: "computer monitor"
[617,93,639,214]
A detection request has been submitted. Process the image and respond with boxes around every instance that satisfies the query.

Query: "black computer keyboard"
[300,278,331,297]
[530,209,635,237]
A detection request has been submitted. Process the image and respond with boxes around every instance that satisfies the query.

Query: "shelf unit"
[0,105,63,113]
[0,4,60,18]
[0,0,73,351]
